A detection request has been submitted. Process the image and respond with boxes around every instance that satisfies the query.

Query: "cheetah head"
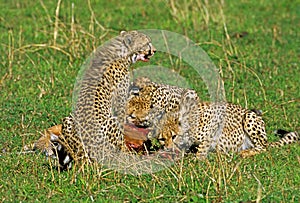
[126,77,159,127]
[126,95,152,127]
[120,31,156,63]
[156,115,180,149]
[157,114,194,153]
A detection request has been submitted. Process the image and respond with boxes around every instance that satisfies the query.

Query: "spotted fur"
[126,78,299,158]
[34,31,156,168]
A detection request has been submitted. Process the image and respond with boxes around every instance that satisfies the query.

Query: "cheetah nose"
[148,49,155,56]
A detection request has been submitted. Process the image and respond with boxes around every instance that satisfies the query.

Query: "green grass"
[0,0,299,202]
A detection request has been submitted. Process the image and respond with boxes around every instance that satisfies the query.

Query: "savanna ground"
[0,0,299,202]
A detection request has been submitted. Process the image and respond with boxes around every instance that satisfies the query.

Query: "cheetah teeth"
[132,54,149,63]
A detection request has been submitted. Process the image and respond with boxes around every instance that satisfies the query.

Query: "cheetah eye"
[130,114,136,119]
[130,87,140,95]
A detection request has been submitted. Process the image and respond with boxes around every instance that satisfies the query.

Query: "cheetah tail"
[273,129,290,138]
[268,130,299,148]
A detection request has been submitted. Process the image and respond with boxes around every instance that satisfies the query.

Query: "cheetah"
[126,77,299,158]
[127,77,198,129]
[34,31,156,169]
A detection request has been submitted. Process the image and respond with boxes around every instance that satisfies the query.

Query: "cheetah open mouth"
[134,52,154,63]
[136,53,151,62]
[133,46,156,63]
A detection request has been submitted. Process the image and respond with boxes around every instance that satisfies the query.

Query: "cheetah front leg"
[195,137,212,159]
[85,117,127,162]
[178,90,214,159]
[112,74,130,124]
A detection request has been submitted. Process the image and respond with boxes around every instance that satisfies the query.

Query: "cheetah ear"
[120,30,127,36]
[124,35,133,46]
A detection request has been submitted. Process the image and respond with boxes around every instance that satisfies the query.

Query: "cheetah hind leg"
[240,130,299,158]
[240,112,299,158]
[240,111,268,158]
